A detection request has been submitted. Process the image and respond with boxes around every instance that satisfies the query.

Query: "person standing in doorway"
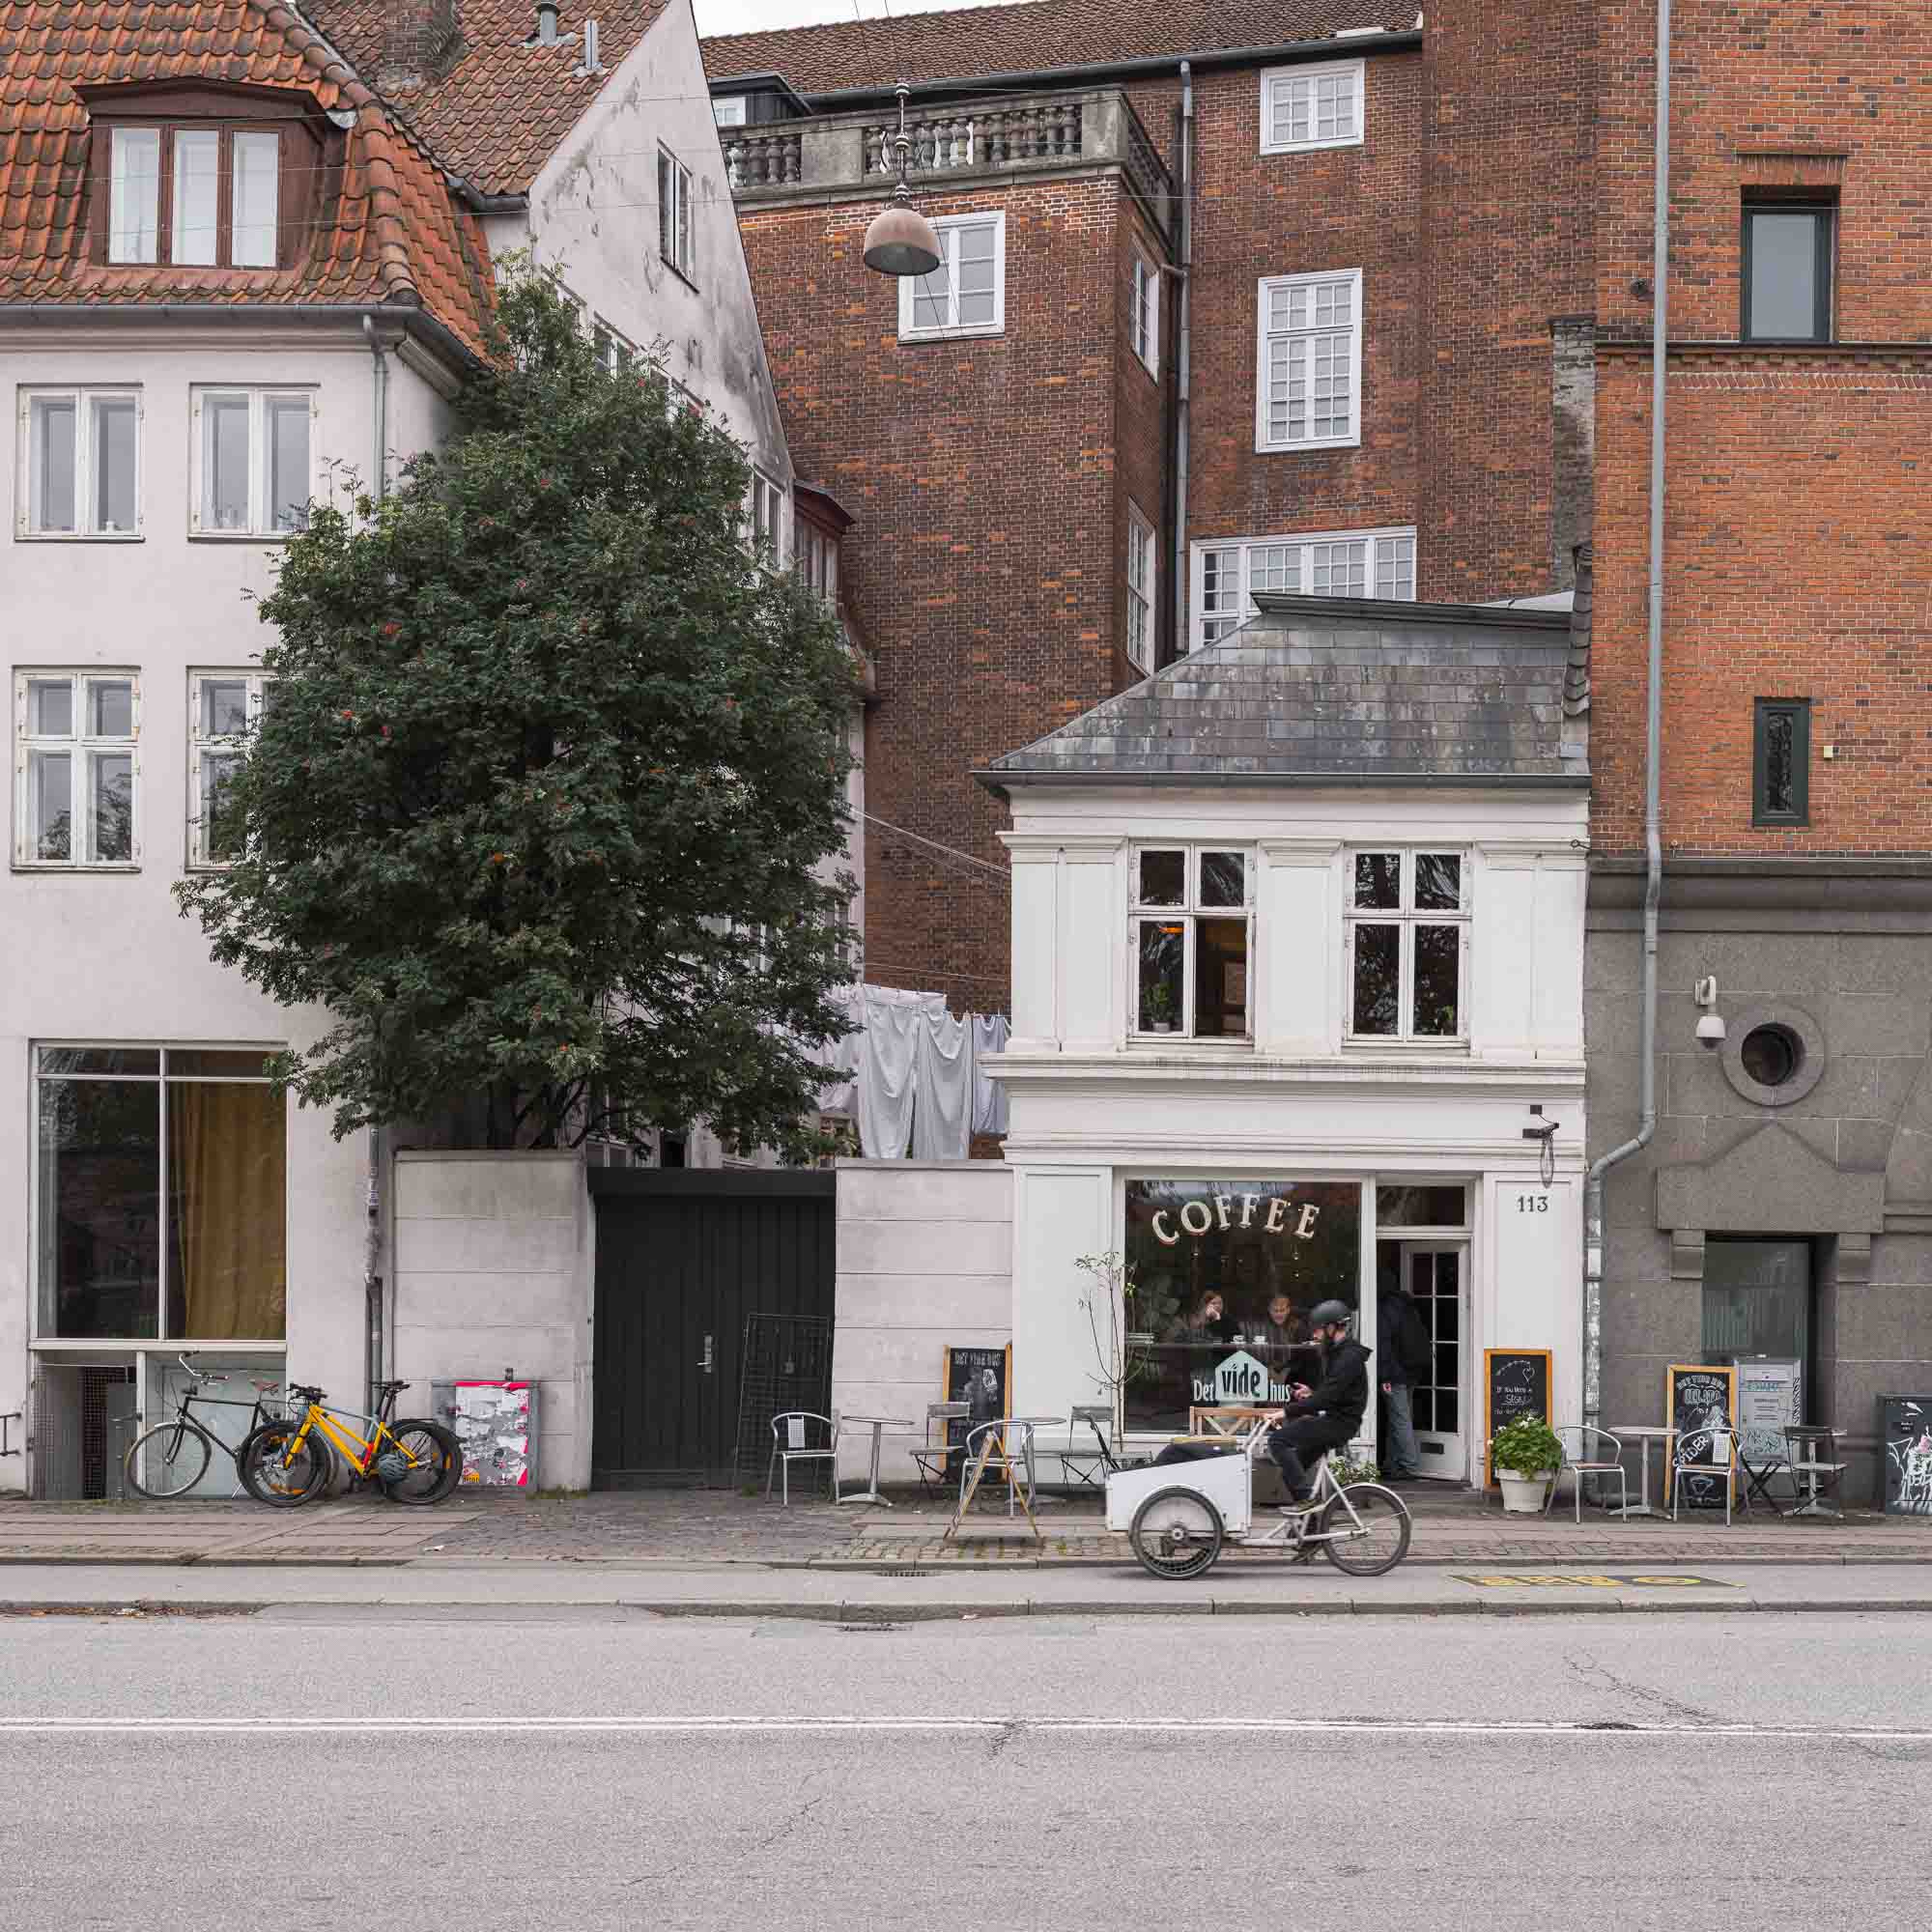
[1377,1275,1432,1483]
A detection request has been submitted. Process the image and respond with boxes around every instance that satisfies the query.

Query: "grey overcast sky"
[692,0,1028,34]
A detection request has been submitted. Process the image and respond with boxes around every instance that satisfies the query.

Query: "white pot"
[1496,1468,1550,1514]
[1150,1022,1174,1034]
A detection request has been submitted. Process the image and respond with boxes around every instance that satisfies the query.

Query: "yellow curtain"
[169,1083,287,1339]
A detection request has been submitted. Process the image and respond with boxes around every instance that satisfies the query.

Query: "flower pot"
[1496,1467,1550,1514]
[1150,1022,1173,1034]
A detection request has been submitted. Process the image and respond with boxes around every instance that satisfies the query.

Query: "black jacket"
[1378,1291,1434,1385]
[1282,1338,1372,1434]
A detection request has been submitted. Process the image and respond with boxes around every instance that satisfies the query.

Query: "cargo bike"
[1105,1417,1412,1580]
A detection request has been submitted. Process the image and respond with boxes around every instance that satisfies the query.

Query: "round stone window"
[1719,1003,1826,1108]
[1739,1023,1802,1090]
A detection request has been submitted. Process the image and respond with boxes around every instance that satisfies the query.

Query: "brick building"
[1583,0,1932,1493]
[702,0,1598,1014]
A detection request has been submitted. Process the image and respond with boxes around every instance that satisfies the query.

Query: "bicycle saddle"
[374,1378,412,1395]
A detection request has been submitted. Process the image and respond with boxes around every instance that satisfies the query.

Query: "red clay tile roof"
[701,0,1410,96]
[0,0,496,358]
[304,0,673,198]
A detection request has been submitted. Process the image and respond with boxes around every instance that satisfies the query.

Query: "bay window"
[1346,851,1468,1041]
[1132,847,1251,1040]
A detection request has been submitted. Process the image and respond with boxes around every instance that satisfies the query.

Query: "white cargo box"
[1105,1446,1254,1536]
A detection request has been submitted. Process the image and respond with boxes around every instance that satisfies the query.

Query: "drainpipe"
[361,313,388,501]
[360,314,390,1410]
[1168,61,1194,666]
[1583,0,1671,1428]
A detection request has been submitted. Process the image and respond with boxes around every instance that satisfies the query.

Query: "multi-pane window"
[900,213,1005,340]
[1257,270,1361,450]
[658,146,694,278]
[1126,503,1156,673]
[1261,59,1365,154]
[1346,851,1468,1041]
[17,388,141,538]
[107,123,283,268]
[795,521,839,601]
[1743,200,1833,343]
[1131,847,1252,1040]
[34,1045,286,1341]
[188,671,269,867]
[1192,528,1416,648]
[591,318,635,372]
[14,671,139,867]
[189,387,313,537]
[1752,697,1811,827]
[712,96,748,128]
[1130,250,1159,376]
[750,472,787,563]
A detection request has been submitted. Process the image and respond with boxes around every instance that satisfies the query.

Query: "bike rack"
[0,1410,21,1458]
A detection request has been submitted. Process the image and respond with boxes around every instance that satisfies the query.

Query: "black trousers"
[1268,1416,1354,1496]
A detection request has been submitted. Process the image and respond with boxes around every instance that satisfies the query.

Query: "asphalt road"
[6,1610,1927,1929]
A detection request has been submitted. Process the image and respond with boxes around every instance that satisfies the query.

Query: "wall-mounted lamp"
[1521,1102,1560,1188]
[1694,976,1725,1051]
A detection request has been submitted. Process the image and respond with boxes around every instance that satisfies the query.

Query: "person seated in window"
[1164,1291,1225,1348]
[1255,1293,1307,1379]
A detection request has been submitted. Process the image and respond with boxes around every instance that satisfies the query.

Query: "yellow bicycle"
[238,1378,463,1507]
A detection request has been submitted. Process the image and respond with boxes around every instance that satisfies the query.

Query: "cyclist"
[1263,1298,1369,1513]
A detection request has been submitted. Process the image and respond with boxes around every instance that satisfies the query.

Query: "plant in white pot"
[1490,1415,1564,1515]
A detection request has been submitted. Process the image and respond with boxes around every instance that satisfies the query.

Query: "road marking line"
[1454,1574,1740,1589]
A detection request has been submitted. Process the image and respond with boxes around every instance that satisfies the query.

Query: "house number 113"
[1516,1192,1549,1212]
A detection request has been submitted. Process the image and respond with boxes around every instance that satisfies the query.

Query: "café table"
[1783,1422,1846,1519]
[1607,1425,1674,1519]
[834,1414,914,1507]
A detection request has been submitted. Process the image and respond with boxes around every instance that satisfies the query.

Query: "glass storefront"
[1122,1179,1362,1435]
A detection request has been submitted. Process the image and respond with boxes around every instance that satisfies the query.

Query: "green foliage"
[1490,1415,1564,1475]
[176,264,859,1160]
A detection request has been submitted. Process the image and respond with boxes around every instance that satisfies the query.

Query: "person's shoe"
[1276,1495,1321,1516]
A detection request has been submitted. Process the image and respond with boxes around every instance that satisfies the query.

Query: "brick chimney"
[381,0,463,89]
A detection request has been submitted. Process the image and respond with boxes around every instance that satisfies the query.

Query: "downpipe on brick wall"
[1583,0,1671,1429]
[1168,60,1193,666]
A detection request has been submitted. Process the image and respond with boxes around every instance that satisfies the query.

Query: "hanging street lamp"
[862,82,941,278]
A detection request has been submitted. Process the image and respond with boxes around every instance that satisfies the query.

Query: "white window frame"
[712,96,748,128]
[188,386,316,540]
[591,316,635,372]
[658,145,694,280]
[1130,248,1160,377]
[14,669,142,869]
[897,212,1007,342]
[186,670,270,870]
[1260,58,1366,156]
[750,471,787,565]
[1344,850,1471,1045]
[16,387,144,540]
[1125,502,1156,673]
[1128,845,1254,1043]
[1256,267,1363,452]
[794,521,838,603]
[1188,526,1416,651]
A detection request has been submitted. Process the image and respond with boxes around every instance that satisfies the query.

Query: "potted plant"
[1144,982,1176,1034]
[1490,1415,1564,1514]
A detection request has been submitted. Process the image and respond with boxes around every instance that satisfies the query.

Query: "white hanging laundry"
[853,985,938,1159]
[817,984,863,1118]
[911,1004,973,1160]
[971,1012,1010,1136]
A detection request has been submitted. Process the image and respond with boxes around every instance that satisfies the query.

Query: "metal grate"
[732,1313,834,1484]
[30,1366,137,1500]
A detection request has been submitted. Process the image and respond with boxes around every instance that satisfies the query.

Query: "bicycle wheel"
[237,1421,331,1507]
[378,1421,464,1504]
[124,1420,213,1500]
[1128,1486,1224,1581]
[1320,1482,1411,1577]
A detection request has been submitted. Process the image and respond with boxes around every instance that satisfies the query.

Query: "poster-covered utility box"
[431,1380,536,1489]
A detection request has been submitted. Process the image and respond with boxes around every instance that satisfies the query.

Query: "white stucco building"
[0,0,810,1496]
[978,591,1592,1483]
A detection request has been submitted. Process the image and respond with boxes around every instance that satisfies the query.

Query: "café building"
[978,591,1592,1481]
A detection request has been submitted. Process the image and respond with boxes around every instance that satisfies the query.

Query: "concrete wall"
[391,1152,592,1492]
[832,1161,1012,1485]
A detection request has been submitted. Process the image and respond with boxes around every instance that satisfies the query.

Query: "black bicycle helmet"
[1306,1299,1354,1330]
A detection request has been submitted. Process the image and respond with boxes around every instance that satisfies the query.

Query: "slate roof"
[0,0,497,357]
[702,0,1409,97]
[304,0,672,197]
[979,594,1588,791]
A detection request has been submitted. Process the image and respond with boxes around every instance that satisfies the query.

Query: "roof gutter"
[785,28,1422,110]
[975,768,1591,801]
[445,174,532,215]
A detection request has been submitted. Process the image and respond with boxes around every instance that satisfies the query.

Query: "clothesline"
[820,984,1009,1158]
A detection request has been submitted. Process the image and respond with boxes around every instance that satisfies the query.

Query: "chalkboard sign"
[942,1344,1011,1477]
[1879,1395,1932,1516]
[1664,1363,1737,1508]
[1483,1349,1553,1486]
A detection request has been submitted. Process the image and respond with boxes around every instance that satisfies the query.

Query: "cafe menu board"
[1879,1395,1932,1516]
[1664,1362,1737,1508]
[942,1344,1011,1471]
[1483,1349,1552,1486]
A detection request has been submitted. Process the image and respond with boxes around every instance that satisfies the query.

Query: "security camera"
[1696,1012,1727,1051]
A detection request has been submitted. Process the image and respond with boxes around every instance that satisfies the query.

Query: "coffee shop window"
[1121,1179,1362,1435]
[1346,850,1468,1042]
[1131,847,1252,1039]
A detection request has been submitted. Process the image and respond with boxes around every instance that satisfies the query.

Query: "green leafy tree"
[176,266,858,1160]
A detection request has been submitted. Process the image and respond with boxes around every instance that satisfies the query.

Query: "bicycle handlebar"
[177,1351,214,1384]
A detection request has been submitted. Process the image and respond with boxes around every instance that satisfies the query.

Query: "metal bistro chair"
[1546,1425,1629,1522]
[1669,1426,1738,1526]
[766,1410,838,1506]
[909,1401,970,1501]
[1057,1404,1125,1492]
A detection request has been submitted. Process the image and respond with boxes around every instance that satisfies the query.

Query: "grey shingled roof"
[979,594,1588,792]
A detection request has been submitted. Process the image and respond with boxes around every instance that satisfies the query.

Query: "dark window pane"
[1413,924,1462,1036]
[1411,1387,1434,1433]
[1193,917,1249,1037]
[1415,853,1462,911]
[167,1050,275,1078]
[1138,850,1184,906]
[1377,1184,1467,1228]
[31,398,75,532]
[91,753,133,863]
[166,1081,287,1339]
[1762,708,1794,812]
[93,398,138,534]
[89,680,133,737]
[29,752,71,861]
[1747,210,1824,339]
[268,399,310,531]
[1353,852,1400,910]
[202,680,249,738]
[201,754,243,863]
[28,678,73,737]
[1138,921,1185,1032]
[1200,851,1246,908]
[1435,1385,1457,1433]
[37,1077,160,1338]
[38,1048,161,1076]
[1351,923,1399,1034]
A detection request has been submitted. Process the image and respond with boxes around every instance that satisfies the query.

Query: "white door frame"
[1401,1240,1469,1484]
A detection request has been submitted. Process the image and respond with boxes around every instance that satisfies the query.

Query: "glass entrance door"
[1406,1246,1465,1480]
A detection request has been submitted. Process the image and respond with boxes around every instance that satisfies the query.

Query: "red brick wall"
[1117,195,1175,670]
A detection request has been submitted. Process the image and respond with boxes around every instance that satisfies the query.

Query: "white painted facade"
[991,783,1590,1478]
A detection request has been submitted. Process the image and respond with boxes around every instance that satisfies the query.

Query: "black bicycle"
[123,1353,293,1501]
